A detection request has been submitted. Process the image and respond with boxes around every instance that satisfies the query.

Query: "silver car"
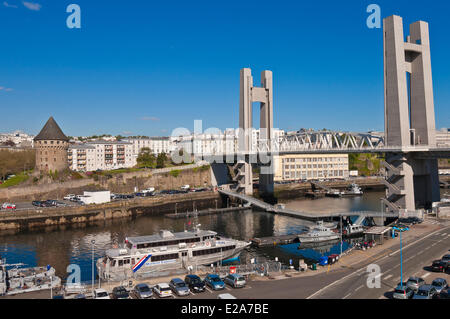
[431,278,448,294]
[392,284,414,299]
[224,274,247,288]
[412,285,437,299]
[133,283,153,299]
[406,277,425,292]
[169,278,190,296]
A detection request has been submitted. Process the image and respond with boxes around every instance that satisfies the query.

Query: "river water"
[0,191,413,281]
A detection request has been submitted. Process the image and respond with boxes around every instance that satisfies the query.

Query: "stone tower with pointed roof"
[34,117,69,172]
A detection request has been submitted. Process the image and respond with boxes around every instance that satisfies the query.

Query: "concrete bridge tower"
[383,15,440,214]
[235,68,274,197]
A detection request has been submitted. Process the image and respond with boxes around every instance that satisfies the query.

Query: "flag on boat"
[132,254,151,273]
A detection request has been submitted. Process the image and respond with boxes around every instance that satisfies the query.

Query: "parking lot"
[0,187,213,213]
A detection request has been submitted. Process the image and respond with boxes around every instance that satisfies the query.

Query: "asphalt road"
[307,223,450,299]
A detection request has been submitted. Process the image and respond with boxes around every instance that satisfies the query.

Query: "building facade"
[69,141,135,172]
[273,154,349,181]
[34,117,69,173]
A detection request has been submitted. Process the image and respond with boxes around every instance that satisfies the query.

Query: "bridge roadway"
[218,190,398,225]
[199,146,450,162]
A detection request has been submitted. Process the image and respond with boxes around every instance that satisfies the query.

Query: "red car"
[1,203,16,210]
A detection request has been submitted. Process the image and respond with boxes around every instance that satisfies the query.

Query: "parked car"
[64,194,76,200]
[169,278,190,296]
[412,285,438,299]
[217,293,237,299]
[431,260,446,272]
[441,254,450,268]
[1,203,16,210]
[224,274,246,288]
[392,284,414,299]
[204,274,225,291]
[435,287,450,299]
[132,283,153,299]
[32,201,43,207]
[93,288,110,299]
[111,286,130,299]
[54,201,68,207]
[406,277,426,292]
[184,274,206,293]
[431,278,448,294]
[153,283,172,298]
[73,294,86,299]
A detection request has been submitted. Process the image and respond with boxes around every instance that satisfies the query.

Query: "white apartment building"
[274,154,349,181]
[69,141,135,172]
[125,137,174,156]
[436,128,450,147]
[177,128,285,156]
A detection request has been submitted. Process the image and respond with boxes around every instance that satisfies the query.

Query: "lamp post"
[400,229,403,289]
[91,239,95,297]
[340,215,343,256]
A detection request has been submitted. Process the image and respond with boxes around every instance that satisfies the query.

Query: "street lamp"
[393,227,404,288]
[91,239,95,297]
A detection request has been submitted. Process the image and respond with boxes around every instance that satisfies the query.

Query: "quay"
[0,191,221,232]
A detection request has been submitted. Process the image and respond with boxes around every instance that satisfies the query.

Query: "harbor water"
[0,191,399,281]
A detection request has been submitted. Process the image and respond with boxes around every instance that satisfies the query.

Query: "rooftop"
[34,117,69,142]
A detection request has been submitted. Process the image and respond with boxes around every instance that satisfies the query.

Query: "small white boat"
[297,221,340,243]
[0,258,61,296]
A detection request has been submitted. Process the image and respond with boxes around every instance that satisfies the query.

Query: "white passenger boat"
[297,221,340,243]
[97,225,251,281]
[0,258,61,296]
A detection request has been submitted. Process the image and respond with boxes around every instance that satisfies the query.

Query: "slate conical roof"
[34,117,69,141]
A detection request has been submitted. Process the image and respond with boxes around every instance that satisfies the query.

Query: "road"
[308,223,450,299]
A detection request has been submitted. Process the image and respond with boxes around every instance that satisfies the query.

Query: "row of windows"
[192,245,236,257]
[151,253,179,262]
[283,157,347,163]
[132,237,202,249]
[284,164,347,170]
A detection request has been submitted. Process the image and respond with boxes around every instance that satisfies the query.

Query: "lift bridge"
[201,15,450,219]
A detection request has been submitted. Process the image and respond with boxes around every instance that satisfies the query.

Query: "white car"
[64,194,76,200]
[217,293,237,299]
[94,288,110,299]
[142,187,155,193]
[153,283,172,298]
[2,203,16,210]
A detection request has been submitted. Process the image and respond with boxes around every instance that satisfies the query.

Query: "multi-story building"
[273,154,349,181]
[125,137,174,157]
[69,141,135,172]
[436,128,450,147]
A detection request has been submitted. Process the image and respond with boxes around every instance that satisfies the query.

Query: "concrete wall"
[0,164,212,202]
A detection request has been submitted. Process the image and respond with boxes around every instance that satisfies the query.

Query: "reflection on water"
[0,192,385,281]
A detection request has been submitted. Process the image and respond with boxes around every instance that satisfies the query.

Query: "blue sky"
[0,0,449,137]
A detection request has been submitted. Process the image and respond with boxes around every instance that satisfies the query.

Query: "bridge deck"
[218,190,398,224]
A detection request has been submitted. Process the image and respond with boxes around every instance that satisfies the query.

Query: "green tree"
[156,152,168,168]
[137,147,156,168]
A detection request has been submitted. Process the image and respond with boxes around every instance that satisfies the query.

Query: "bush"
[169,170,180,178]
